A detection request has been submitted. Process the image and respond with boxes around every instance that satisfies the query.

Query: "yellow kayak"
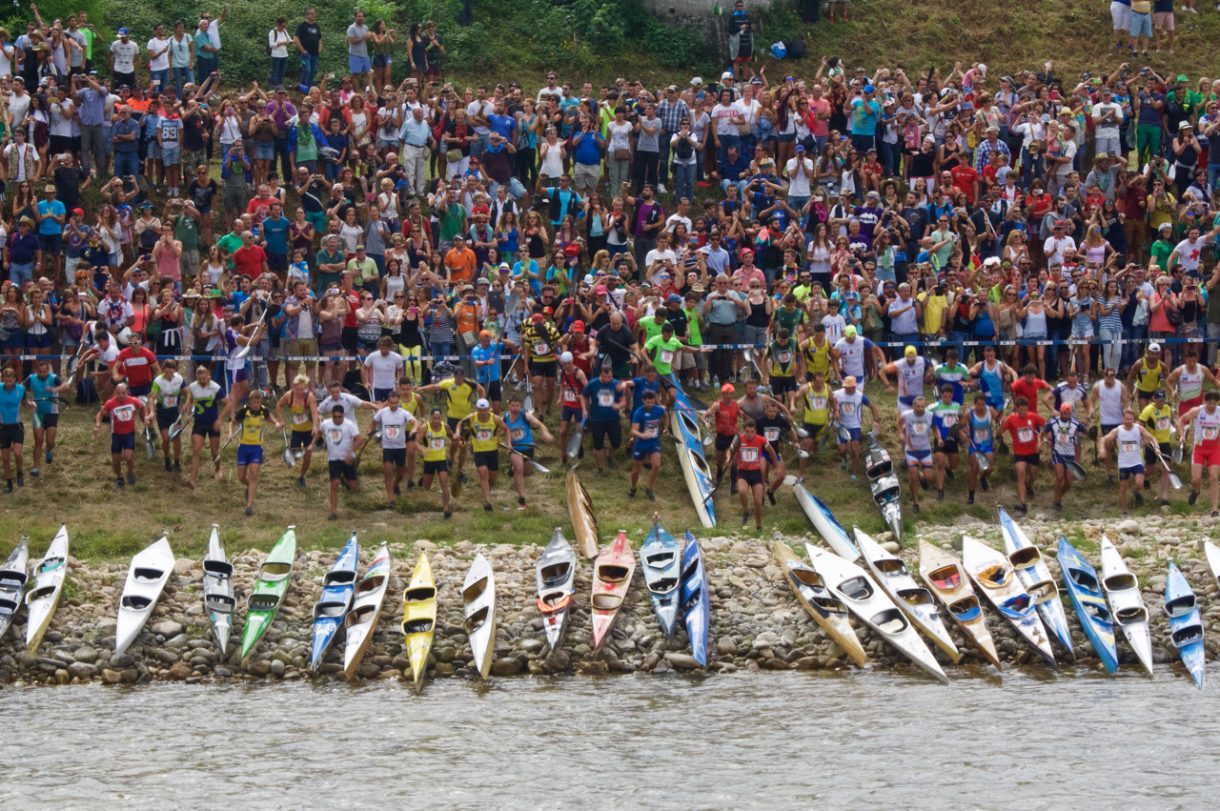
[401,552,437,692]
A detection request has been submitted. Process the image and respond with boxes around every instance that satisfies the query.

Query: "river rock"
[73,646,100,664]
[173,558,195,575]
[248,660,271,677]
[68,662,96,679]
[54,668,70,684]
[151,620,184,639]
[666,652,700,670]
[270,660,286,677]
[1115,519,1141,535]
[214,666,233,678]
[167,662,193,681]
[716,636,738,656]
[165,634,191,649]
[881,542,900,553]
[491,657,523,677]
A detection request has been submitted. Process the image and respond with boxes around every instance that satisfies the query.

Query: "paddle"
[969,437,991,473]
[1065,458,1088,482]
[281,427,295,467]
[1172,428,1184,465]
[1151,444,1184,490]
[499,442,551,474]
[523,378,535,413]
[234,307,269,361]
[144,424,156,460]
[565,422,583,461]
[168,413,190,441]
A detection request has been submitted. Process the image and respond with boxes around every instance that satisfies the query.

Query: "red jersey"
[114,346,158,388]
[1001,412,1046,456]
[559,370,583,409]
[735,434,769,471]
[103,396,143,435]
[1012,378,1051,415]
[714,400,740,436]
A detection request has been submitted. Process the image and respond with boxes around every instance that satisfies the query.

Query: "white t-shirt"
[110,39,139,74]
[1092,101,1123,135]
[607,120,633,152]
[322,418,361,461]
[146,37,170,71]
[7,92,29,129]
[49,100,75,138]
[319,391,365,422]
[0,43,14,77]
[268,28,292,59]
[785,156,815,197]
[363,350,404,391]
[373,406,416,450]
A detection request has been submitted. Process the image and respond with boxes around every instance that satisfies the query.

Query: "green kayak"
[239,526,298,661]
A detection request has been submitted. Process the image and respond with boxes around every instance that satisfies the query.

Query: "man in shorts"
[95,381,147,488]
[322,403,364,521]
[1042,402,1086,512]
[629,388,666,500]
[1179,390,1220,517]
[183,364,225,488]
[27,358,71,477]
[0,368,28,491]
[899,396,936,513]
[732,418,772,530]
[147,359,185,472]
[582,362,626,473]
[1100,409,1158,515]
[1000,396,1046,514]
[461,397,504,512]
[370,389,417,508]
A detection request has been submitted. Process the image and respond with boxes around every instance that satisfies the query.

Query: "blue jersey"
[967,408,994,453]
[0,383,24,423]
[630,375,662,414]
[977,360,1005,409]
[504,409,533,452]
[632,404,666,452]
[27,374,60,416]
[471,341,502,387]
[934,362,971,404]
[583,378,622,423]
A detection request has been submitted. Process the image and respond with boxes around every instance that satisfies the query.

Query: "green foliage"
[0,0,107,32]
[640,15,709,70]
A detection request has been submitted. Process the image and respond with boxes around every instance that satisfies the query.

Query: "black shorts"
[939,439,959,455]
[290,430,314,450]
[529,360,557,378]
[383,448,407,467]
[590,420,622,450]
[328,460,358,481]
[193,422,221,438]
[658,375,676,391]
[129,382,152,398]
[1120,464,1146,481]
[561,405,583,424]
[771,376,797,395]
[715,434,736,452]
[0,423,24,448]
[156,407,179,430]
[802,423,825,442]
[1144,443,1172,465]
[34,413,58,430]
[423,459,449,475]
[485,379,502,402]
[446,417,471,438]
[111,432,135,454]
[341,326,359,353]
[1014,453,1041,467]
[474,450,500,471]
[737,468,764,486]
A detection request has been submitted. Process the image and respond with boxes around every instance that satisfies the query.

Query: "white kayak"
[794,484,859,560]
[1204,540,1220,590]
[998,507,1074,656]
[114,534,175,657]
[854,528,959,662]
[462,553,497,680]
[343,543,392,680]
[0,536,30,642]
[25,525,70,652]
[201,525,236,656]
[806,543,948,684]
[535,529,577,652]
[961,535,1056,667]
[1099,535,1154,676]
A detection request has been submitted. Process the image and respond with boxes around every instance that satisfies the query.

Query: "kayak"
[591,530,636,651]
[25,525,69,653]
[401,552,437,692]
[806,543,948,684]
[462,553,497,680]
[865,436,903,542]
[343,543,392,680]
[1164,561,1205,690]
[772,543,867,667]
[1056,537,1118,674]
[961,535,1056,667]
[639,517,682,638]
[114,534,175,658]
[1099,535,1154,676]
[916,540,1001,669]
[202,525,236,656]
[565,469,601,560]
[855,528,959,662]
[998,507,1074,656]
[0,536,30,643]
[1204,540,1220,589]
[535,528,577,652]
[309,533,359,670]
[793,484,860,560]
[669,375,717,528]
[680,531,710,668]
[239,526,298,661]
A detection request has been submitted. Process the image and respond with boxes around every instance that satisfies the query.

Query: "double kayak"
[25,525,69,653]
[0,536,30,643]
[998,507,1073,656]
[917,540,1000,669]
[1099,536,1153,676]
[680,531,710,668]
[462,553,497,680]
[793,484,859,560]
[961,536,1055,667]
[343,543,392,680]
[402,552,438,692]
[669,375,716,528]
[772,543,867,667]
[239,527,298,661]
[1164,561,1205,690]
[591,530,635,651]
[535,529,577,651]
[202,525,236,656]
[309,533,359,670]
[1056,537,1118,674]
[114,534,175,658]
[639,517,682,638]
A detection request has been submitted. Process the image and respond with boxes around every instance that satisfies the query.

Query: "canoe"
[401,552,437,692]
[0,536,30,643]
[680,531,710,667]
[772,543,867,666]
[855,529,959,662]
[114,534,175,657]
[25,525,69,652]
[1056,537,1118,674]
[916,540,1001,669]
[639,517,682,638]
[669,375,717,528]
[462,553,497,680]
[343,543,392,680]
[1099,535,1154,676]
[536,528,577,651]
[239,526,298,661]
[309,533,360,670]
[961,535,1056,667]
[865,437,903,542]
[998,507,1074,656]
[1204,540,1220,589]
[591,530,636,651]
[565,470,601,560]
[1164,561,1205,690]
[201,525,236,656]
[806,543,948,684]
[793,484,860,560]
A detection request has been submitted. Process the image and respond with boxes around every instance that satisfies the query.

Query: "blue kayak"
[1056,537,1118,674]
[640,517,683,638]
[669,375,716,528]
[681,531,710,668]
[1164,562,1205,690]
[309,534,360,670]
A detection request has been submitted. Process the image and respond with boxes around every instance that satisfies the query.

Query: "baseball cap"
[667,293,682,304]
[795,143,805,152]
[690,76,703,86]
[559,351,574,364]
[572,320,586,332]
[721,383,736,393]
[721,70,733,80]
[117,27,129,35]
[475,398,490,409]
[531,313,545,323]
[904,345,917,357]
[1148,342,1162,352]
[564,243,581,257]
[844,325,858,338]
[498,262,511,271]
[1154,389,1167,399]
[594,284,608,295]
[71,207,84,217]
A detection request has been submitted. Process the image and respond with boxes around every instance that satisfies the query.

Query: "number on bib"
[741,446,759,463]
[764,427,780,442]
[1017,428,1034,443]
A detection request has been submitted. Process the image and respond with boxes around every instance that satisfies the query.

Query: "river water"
[3,670,1215,809]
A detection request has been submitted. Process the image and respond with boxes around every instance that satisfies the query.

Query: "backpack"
[674,135,694,160]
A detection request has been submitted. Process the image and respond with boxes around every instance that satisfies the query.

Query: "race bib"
[562,386,577,401]
[162,395,177,408]
[1017,428,1034,443]
[385,425,401,440]
[940,414,956,427]
[328,429,342,444]
[1156,417,1170,431]
[764,427,780,442]
[429,437,446,450]
[597,390,614,407]
[741,446,759,463]
[533,342,550,355]
[476,428,493,441]
[912,422,927,435]
[1203,426,1219,441]
[113,405,135,422]
[973,428,990,443]
[811,396,827,411]
[776,350,792,364]
[511,428,525,441]
[659,349,675,365]
[293,413,309,425]
[1120,441,1138,454]
[842,403,856,415]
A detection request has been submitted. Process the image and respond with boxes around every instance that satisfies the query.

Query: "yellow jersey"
[1135,358,1164,394]
[422,423,449,462]
[287,394,313,434]
[801,385,831,426]
[802,338,833,378]
[236,405,268,446]
[1139,403,1173,444]
[438,378,477,420]
[470,413,500,453]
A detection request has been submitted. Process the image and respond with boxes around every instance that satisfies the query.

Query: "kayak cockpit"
[975,564,1010,589]
[873,558,908,576]
[1008,546,1042,569]
[405,586,437,602]
[838,576,874,601]
[1068,567,1101,593]
[132,567,166,583]
[598,565,630,584]
[120,595,154,611]
[540,562,574,587]
[1165,595,1197,618]
[248,593,281,612]
[1171,624,1203,648]
[464,606,491,633]
[404,617,434,634]
[1103,573,1138,592]
[871,608,909,635]
[461,577,490,603]
[897,587,935,610]
[947,596,982,622]
[928,565,962,591]
[998,593,1033,619]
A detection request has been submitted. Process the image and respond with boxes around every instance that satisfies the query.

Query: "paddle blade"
[531,458,552,475]
[1067,460,1087,481]
[975,453,991,473]
[283,447,296,467]
[1173,444,1184,465]
[1168,471,1184,491]
[566,428,582,459]
[144,428,156,460]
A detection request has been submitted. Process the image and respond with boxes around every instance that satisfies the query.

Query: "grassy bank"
[0,374,1190,562]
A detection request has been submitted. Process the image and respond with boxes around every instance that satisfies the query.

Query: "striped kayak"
[917,540,1001,669]
[402,552,438,692]
[309,533,359,670]
[1056,537,1119,674]
[793,484,859,560]
[239,527,298,661]
[201,525,236,656]
[639,517,682,638]
[591,530,635,651]
[25,525,69,653]
[669,375,716,528]
[998,507,1073,656]
[1164,562,1205,690]
[114,534,175,658]
[0,536,30,643]
[536,529,577,651]
[1099,535,1153,676]
[343,543,392,680]
[680,531,710,668]
[772,543,867,667]
[962,535,1056,667]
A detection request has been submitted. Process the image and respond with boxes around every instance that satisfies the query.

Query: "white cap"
[1147,342,1161,352]
[559,351,574,364]
[721,70,733,80]
[476,398,490,409]
[690,76,703,86]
